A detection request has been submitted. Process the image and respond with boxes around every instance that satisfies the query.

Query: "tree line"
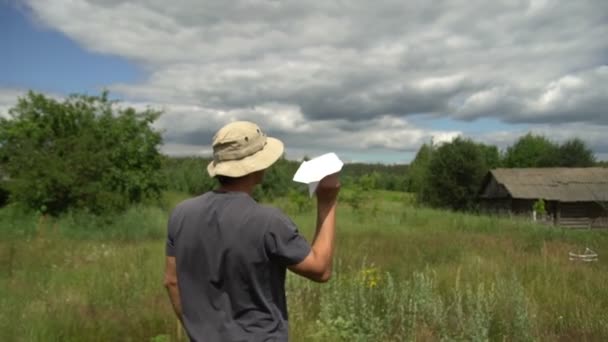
[408,134,599,211]
[162,156,408,200]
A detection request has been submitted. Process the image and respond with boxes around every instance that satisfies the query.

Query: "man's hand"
[316,173,341,202]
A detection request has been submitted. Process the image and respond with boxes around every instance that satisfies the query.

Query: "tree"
[477,143,502,169]
[504,133,559,167]
[425,137,497,210]
[558,138,596,167]
[0,91,165,215]
[407,142,433,202]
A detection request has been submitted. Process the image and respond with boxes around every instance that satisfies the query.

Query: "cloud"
[0,89,26,118]
[1,87,606,161]
[148,101,461,156]
[16,0,608,160]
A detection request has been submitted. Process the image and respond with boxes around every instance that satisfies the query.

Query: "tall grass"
[283,192,608,341]
[0,192,185,241]
[1,191,607,341]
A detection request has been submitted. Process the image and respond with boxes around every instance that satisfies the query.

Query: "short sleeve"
[166,208,179,257]
[264,210,311,266]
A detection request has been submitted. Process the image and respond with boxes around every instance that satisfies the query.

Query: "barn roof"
[481,168,608,202]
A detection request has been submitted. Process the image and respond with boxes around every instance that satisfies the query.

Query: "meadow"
[1,190,607,341]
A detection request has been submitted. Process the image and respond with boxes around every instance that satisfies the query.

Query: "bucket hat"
[207,121,284,178]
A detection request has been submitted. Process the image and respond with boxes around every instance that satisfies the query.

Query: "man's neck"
[216,171,262,195]
[218,183,255,195]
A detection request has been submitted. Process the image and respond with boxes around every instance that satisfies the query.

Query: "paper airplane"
[293,153,344,196]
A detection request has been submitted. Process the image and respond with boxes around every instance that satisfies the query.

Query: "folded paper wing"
[293,153,344,197]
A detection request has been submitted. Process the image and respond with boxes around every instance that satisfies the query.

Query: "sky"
[1,0,607,163]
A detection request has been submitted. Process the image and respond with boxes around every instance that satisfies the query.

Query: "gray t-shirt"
[166,190,311,342]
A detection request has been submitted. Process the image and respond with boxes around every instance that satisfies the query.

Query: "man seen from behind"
[164,121,340,341]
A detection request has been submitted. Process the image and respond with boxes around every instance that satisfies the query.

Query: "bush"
[161,157,215,195]
[425,137,499,210]
[0,91,165,215]
[342,185,366,211]
[533,199,546,216]
[287,188,312,214]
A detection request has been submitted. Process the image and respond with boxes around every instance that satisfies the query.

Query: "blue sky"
[2,1,607,163]
[1,3,140,95]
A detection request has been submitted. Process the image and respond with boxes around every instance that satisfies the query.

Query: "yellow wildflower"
[359,266,382,289]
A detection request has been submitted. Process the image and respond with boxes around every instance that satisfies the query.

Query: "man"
[164,121,340,341]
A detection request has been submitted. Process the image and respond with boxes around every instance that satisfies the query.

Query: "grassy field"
[1,190,607,341]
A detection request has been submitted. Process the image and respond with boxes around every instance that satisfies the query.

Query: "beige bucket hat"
[207,121,284,178]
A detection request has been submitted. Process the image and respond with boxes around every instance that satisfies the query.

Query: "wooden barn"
[479,168,608,228]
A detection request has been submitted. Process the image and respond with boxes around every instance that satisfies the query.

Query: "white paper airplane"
[293,153,344,197]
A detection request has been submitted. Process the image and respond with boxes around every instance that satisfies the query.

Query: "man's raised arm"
[288,174,340,282]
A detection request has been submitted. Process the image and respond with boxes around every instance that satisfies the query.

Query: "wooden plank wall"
[480,197,608,229]
[559,202,608,229]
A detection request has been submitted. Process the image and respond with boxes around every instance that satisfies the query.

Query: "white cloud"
[160,143,212,157]
[524,66,608,123]
[415,74,467,92]
[0,89,25,118]
[0,88,66,118]
[13,0,608,160]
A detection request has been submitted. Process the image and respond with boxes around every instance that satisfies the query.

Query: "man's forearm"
[310,197,338,275]
[166,284,183,322]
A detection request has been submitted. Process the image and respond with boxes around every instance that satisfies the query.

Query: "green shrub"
[161,157,215,195]
[0,91,165,215]
[342,185,366,211]
[287,188,312,214]
[533,199,546,216]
